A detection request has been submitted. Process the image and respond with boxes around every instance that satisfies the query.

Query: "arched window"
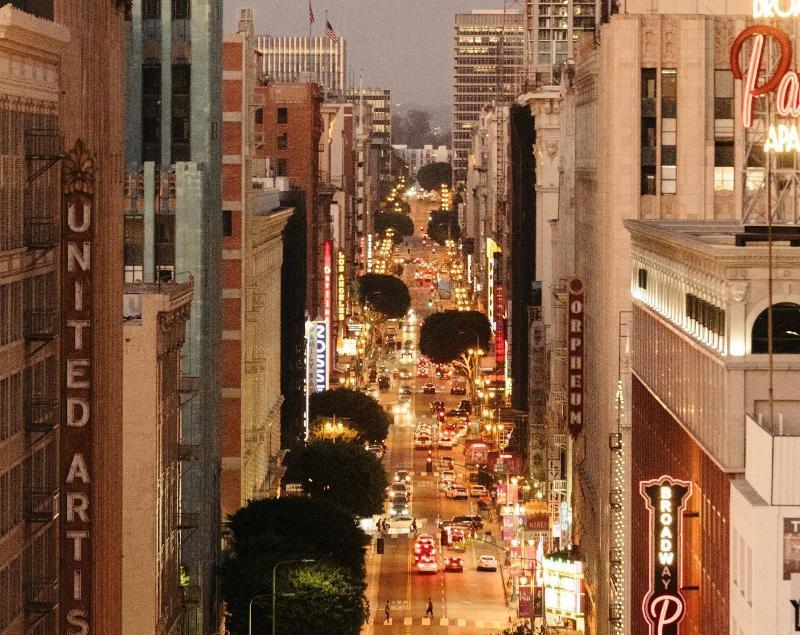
[752,302,800,354]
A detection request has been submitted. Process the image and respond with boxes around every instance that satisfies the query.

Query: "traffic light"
[426,451,433,472]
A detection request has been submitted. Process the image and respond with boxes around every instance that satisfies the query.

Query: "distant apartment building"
[0,1,126,632]
[525,0,600,84]
[121,281,193,635]
[124,0,223,630]
[453,10,524,183]
[392,144,451,175]
[354,102,378,257]
[344,87,392,195]
[221,10,293,515]
[256,34,347,93]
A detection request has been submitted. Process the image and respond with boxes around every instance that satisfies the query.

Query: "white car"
[415,436,432,450]
[438,436,454,449]
[477,555,498,571]
[469,484,488,498]
[446,484,468,500]
[440,470,456,483]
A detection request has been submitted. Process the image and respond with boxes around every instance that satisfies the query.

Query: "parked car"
[477,555,498,571]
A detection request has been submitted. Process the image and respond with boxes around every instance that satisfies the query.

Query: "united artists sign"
[567,278,584,436]
[61,140,95,633]
[640,476,692,635]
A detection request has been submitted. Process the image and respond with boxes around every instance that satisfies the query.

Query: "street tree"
[220,497,367,634]
[309,387,390,443]
[374,211,414,244]
[427,210,461,245]
[276,563,367,635]
[416,161,451,191]
[355,273,411,320]
[282,439,388,518]
[419,310,492,401]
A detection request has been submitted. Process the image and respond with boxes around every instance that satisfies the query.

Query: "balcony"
[25,576,57,614]
[24,487,55,523]
[25,398,57,433]
[24,217,57,249]
[23,310,57,341]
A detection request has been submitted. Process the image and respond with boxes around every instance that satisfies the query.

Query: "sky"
[222,0,506,114]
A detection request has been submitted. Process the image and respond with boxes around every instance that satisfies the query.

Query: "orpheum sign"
[640,476,692,635]
[567,278,584,436]
[61,140,95,633]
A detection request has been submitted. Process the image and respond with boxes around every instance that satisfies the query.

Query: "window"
[277,159,288,177]
[277,107,288,124]
[686,293,725,337]
[0,283,22,346]
[172,64,191,162]
[172,0,189,19]
[641,69,657,195]
[142,64,162,162]
[660,69,677,195]
[752,302,800,354]
[714,69,734,139]
[143,0,160,19]
[0,556,22,630]
[714,141,734,191]
[637,268,648,290]
[642,68,657,99]
[0,464,22,537]
[124,265,144,284]
[255,107,263,125]
[223,210,233,237]
[0,372,22,441]
[277,132,288,150]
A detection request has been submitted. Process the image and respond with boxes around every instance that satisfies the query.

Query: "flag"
[326,20,338,41]
[308,1,315,24]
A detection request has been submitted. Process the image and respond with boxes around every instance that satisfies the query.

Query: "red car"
[444,557,464,573]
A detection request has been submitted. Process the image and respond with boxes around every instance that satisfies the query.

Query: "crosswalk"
[369,616,508,629]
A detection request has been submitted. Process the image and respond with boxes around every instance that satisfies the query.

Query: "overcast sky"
[223,0,506,113]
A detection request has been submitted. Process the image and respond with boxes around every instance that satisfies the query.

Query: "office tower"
[0,1,126,631]
[124,0,223,631]
[525,0,600,84]
[344,87,392,197]
[453,10,524,183]
[256,35,347,93]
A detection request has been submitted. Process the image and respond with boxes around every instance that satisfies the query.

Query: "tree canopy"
[419,310,492,363]
[355,273,411,319]
[220,497,367,634]
[427,210,461,245]
[276,564,367,635]
[374,211,414,243]
[416,162,452,191]
[283,439,388,518]
[309,387,390,443]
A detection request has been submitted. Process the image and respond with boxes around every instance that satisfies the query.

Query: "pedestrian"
[425,597,434,618]
[384,601,391,624]
[411,518,417,533]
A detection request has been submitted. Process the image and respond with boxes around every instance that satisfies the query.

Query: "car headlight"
[390,509,397,515]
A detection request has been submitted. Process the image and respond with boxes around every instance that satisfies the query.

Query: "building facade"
[124,0,223,630]
[343,87,391,196]
[453,10,524,183]
[391,144,451,176]
[121,280,192,635]
[256,34,347,93]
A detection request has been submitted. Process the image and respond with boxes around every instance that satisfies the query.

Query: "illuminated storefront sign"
[486,238,500,327]
[495,284,506,366]
[337,249,346,323]
[61,140,94,632]
[542,557,585,630]
[366,234,374,271]
[315,321,328,392]
[567,278,584,436]
[323,240,332,321]
[640,476,692,635]
[754,0,800,17]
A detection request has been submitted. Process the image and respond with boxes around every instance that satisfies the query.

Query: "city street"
[362,195,511,634]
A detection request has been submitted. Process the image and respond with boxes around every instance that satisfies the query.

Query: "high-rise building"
[453,10,524,183]
[256,35,347,93]
[124,0,223,631]
[344,87,392,196]
[525,0,600,84]
[0,1,126,632]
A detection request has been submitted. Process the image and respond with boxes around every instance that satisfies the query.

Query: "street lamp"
[270,559,315,635]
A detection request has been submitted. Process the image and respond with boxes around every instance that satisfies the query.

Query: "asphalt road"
[362,196,511,634]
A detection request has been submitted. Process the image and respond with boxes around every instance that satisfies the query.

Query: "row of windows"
[0,283,22,346]
[686,293,726,338]
[0,371,22,442]
[139,0,190,20]
[0,464,22,538]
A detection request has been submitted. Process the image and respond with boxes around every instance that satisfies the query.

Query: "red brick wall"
[631,375,730,635]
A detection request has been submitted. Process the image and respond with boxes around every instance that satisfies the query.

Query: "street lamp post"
[270,559,315,635]
[248,593,270,635]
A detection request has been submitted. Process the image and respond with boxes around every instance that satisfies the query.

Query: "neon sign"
[640,476,692,635]
[337,249,346,323]
[315,321,328,392]
[567,278,584,437]
[323,240,332,321]
[754,0,800,17]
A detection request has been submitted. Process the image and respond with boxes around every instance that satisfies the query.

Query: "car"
[477,555,498,571]
[378,376,390,390]
[457,400,472,413]
[444,557,464,572]
[469,484,488,498]
[415,436,432,450]
[422,383,436,394]
[394,470,412,484]
[450,381,467,395]
[399,368,412,379]
[400,351,414,363]
[391,493,409,506]
[440,470,456,482]
[430,400,445,412]
[414,555,438,574]
[438,437,454,449]
[439,456,454,470]
[387,482,408,498]
[366,443,385,459]
[399,385,412,396]
[451,515,483,529]
[390,502,409,517]
[393,401,410,415]
[446,485,468,500]
[417,367,429,378]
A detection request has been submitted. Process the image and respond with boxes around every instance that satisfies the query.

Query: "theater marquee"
[640,476,692,635]
[61,140,95,633]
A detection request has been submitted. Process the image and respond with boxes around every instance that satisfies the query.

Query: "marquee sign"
[314,320,328,392]
[61,140,95,633]
[731,4,800,152]
[494,284,506,366]
[337,249,346,323]
[323,240,332,321]
[640,476,692,635]
[567,278,584,436]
